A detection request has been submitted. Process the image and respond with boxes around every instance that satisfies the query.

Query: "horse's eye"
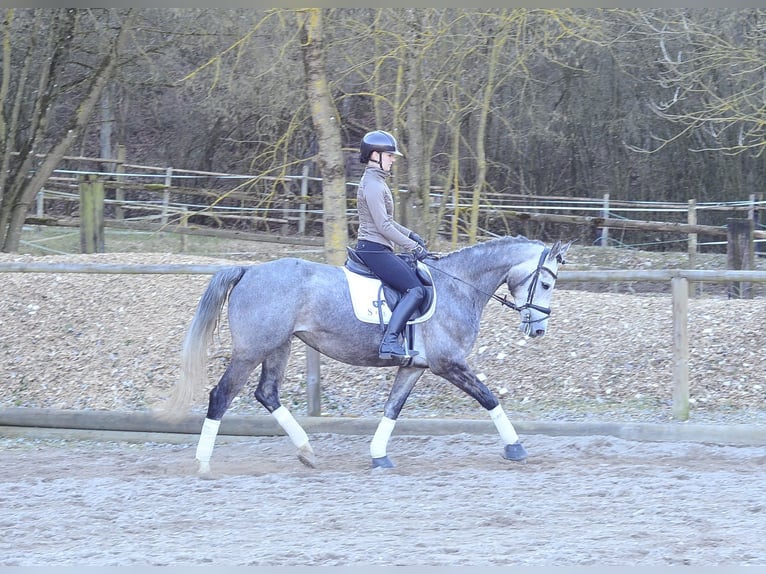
[541,282,551,290]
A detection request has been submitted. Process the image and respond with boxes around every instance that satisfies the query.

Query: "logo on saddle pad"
[342,266,436,325]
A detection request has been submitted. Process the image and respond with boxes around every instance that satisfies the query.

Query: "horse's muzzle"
[518,321,546,338]
[519,309,548,338]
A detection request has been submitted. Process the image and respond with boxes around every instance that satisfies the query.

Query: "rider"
[355,129,431,360]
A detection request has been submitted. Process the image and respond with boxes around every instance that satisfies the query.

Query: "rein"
[425,246,560,319]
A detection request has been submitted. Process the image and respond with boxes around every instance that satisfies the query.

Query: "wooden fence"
[26,151,766,252]
[2,260,766,421]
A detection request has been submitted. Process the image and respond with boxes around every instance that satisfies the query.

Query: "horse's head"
[505,239,572,338]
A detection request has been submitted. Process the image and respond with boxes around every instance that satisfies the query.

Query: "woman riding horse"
[354,129,431,360]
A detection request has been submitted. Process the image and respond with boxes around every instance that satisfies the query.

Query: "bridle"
[491,247,560,322]
[422,244,563,325]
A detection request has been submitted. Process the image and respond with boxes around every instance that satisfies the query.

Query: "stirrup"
[378,342,418,360]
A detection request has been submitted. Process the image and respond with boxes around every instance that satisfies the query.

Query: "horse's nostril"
[535,329,546,337]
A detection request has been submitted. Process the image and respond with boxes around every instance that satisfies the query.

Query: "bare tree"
[0,8,135,252]
[10,8,763,252]
[628,9,766,157]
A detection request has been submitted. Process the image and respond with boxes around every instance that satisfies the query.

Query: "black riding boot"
[379,286,425,359]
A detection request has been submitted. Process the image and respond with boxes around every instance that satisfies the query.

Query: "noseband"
[492,247,559,321]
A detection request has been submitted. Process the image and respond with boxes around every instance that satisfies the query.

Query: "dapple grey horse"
[163,235,571,474]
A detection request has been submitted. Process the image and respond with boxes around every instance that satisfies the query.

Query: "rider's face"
[379,152,397,171]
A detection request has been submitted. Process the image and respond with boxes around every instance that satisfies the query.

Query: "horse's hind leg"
[196,355,258,475]
[253,341,316,468]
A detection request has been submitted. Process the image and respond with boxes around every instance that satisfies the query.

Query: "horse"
[162,235,571,474]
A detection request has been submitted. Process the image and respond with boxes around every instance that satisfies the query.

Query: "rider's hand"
[413,244,430,261]
[409,231,427,248]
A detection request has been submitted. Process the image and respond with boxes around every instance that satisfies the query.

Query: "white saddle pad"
[342,266,436,325]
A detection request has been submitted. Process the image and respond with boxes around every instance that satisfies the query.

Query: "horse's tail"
[159,266,247,420]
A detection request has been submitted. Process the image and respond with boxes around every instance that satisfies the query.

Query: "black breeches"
[355,240,422,292]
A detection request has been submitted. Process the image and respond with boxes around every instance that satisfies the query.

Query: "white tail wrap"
[370,416,397,459]
[272,406,310,449]
[196,418,221,464]
[489,405,519,444]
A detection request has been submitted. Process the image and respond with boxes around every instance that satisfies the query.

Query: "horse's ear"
[549,239,574,264]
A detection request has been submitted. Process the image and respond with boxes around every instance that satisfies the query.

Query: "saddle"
[344,247,436,326]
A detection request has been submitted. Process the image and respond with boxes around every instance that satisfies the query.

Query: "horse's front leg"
[431,358,527,463]
[370,366,426,469]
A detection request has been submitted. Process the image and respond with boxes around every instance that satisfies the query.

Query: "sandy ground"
[2,241,766,566]
[2,431,765,566]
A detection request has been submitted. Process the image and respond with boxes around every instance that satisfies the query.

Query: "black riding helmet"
[359,130,404,165]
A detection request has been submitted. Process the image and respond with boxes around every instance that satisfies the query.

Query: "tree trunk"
[468,20,505,244]
[297,8,347,266]
[99,88,115,173]
[403,9,431,239]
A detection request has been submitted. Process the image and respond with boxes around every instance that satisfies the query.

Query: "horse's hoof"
[197,461,218,478]
[297,445,317,469]
[502,442,528,462]
[371,456,395,469]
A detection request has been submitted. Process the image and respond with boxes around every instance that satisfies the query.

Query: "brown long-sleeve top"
[356,166,418,252]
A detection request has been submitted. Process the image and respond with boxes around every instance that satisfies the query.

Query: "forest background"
[1,8,765,261]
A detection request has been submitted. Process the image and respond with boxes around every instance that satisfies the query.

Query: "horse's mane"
[438,234,543,261]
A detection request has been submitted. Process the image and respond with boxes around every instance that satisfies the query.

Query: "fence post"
[36,190,44,217]
[79,175,105,254]
[279,179,290,236]
[671,275,689,421]
[114,145,126,221]
[726,218,754,299]
[600,193,609,247]
[688,198,697,296]
[750,192,763,258]
[161,167,172,225]
[306,346,321,416]
[299,163,309,235]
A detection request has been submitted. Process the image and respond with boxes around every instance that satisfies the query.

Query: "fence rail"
[3,261,765,421]
[4,261,764,282]
[25,149,766,251]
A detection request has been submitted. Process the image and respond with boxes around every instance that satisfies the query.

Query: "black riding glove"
[409,231,427,248]
[413,244,430,261]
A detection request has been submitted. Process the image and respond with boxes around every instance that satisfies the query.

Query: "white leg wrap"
[272,406,310,450]
[196,418,221,464]
[489,405,519,444]
[370,416,397,459]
